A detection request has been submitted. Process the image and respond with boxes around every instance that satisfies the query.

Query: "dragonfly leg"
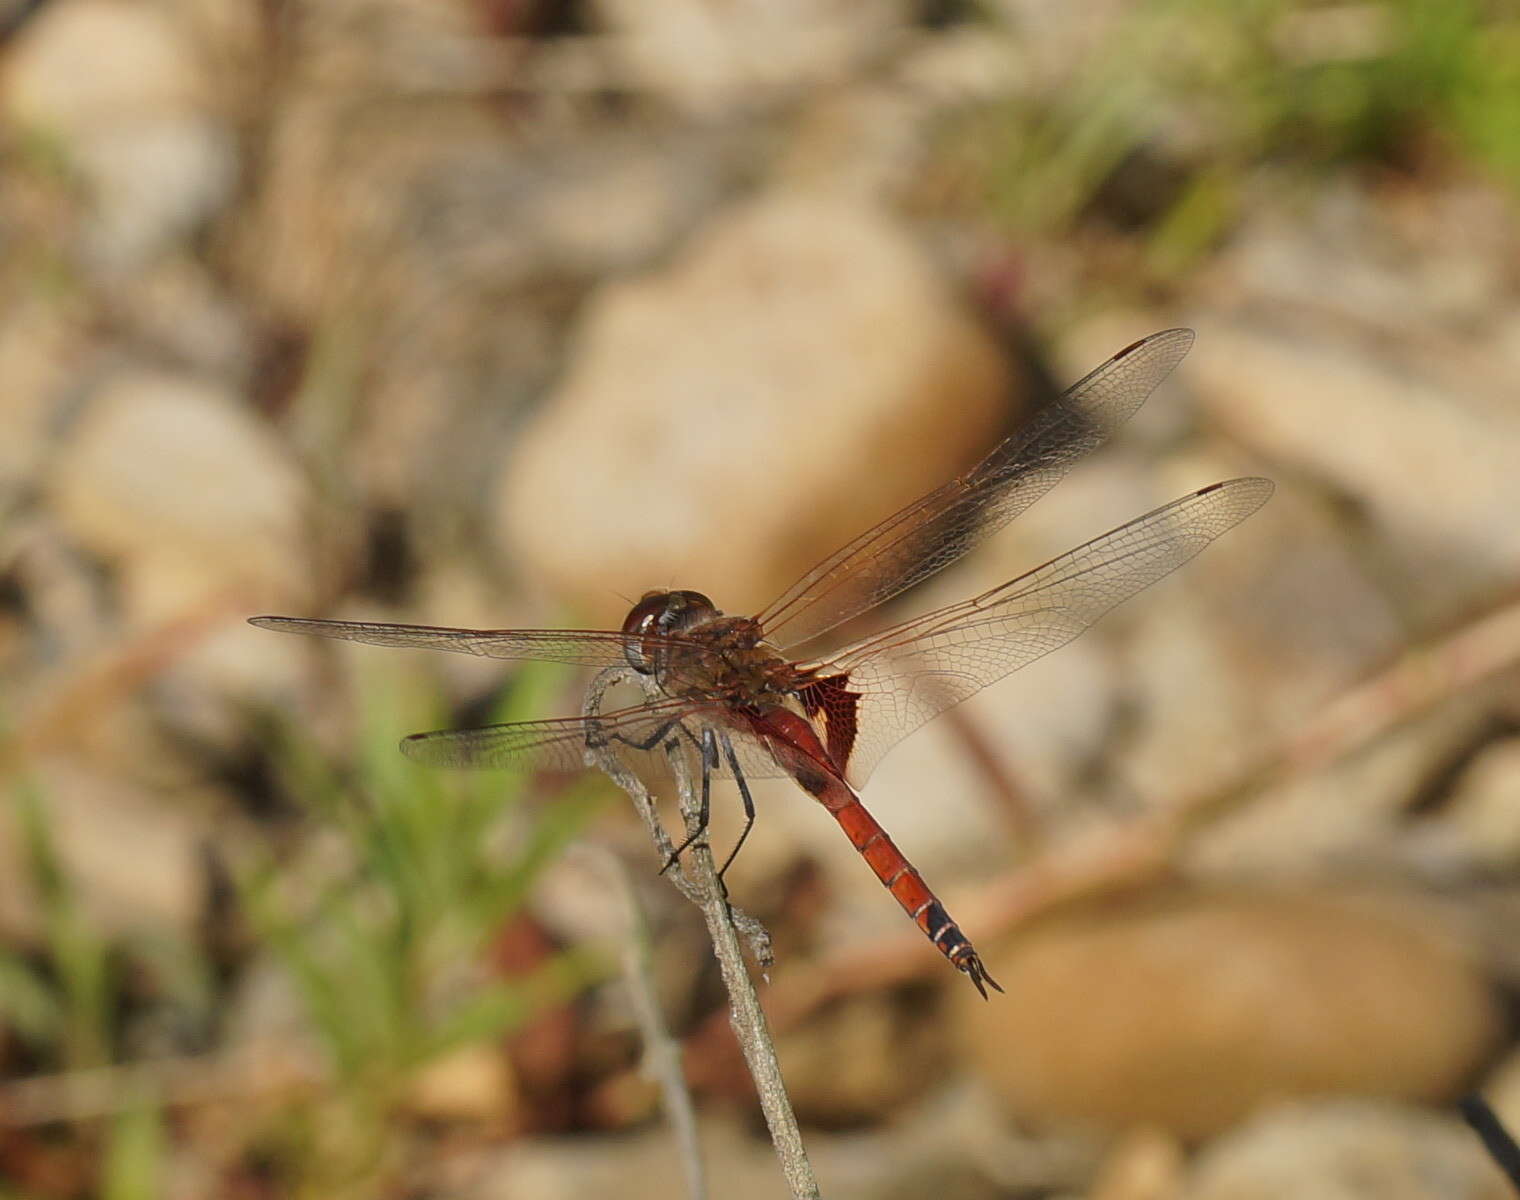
[661,727,719,876]
[714,732,756,883]
[603,716,682,753]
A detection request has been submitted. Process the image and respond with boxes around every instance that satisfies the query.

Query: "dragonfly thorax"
[621,589,721,674]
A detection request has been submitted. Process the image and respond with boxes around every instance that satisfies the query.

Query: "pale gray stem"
[582,668,819,1200]
[596,847,705,1200]
[580,669,771,964]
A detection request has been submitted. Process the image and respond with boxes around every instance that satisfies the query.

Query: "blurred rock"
[469,1079,1100,1199]
[891,26,1025,110]
[49,366,309,617]
[422,130,743,284]
[954,889,1502,1138]
[1190,700,1489,885]
[1188,321,1520,620]
[890,1082,1102,1196]
[1467,887,1520,997]
[1126,445,1398,732]
[1112,450,1478,871]
[122,259,253,378]
[4,0,202,127]
[3,0,236,271]
[1115,557,1276,804]
[1182,1099,1511,1200]
[407,1044,520,1126]
[0,758,206,940]
[593,0,910,115]
[221,955,310,1050]
[46,366,311,743]
[954,630,1118,819]
[247,91,741,513]
[776,992,944,1126]
[779,85,942,204]
[468,1115,818,1200]
[467,1101,1017,1200]
[1441,737,1520,872]
[989,0,1131,90]
[74,118,237,272]
[1482,1043,1520,1139]
[1201,181,1514,336]
[1088,1127,1185,1200]
[497,191,1012,625]
[0,299,83,508]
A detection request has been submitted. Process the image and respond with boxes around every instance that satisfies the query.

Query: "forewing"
[804,478,1273,787]
[757,329,1197,651]
[250,615,795,779]
[250,616,679,668]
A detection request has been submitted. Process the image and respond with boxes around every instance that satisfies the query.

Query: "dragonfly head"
[621,590,719,674]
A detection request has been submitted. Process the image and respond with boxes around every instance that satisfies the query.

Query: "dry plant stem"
[597,847,707,1200]
[580,670,772,965]
[663,745,820,1200]
[582,668,819,1200]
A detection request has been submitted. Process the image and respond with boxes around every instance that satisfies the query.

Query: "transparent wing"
[401,695,797,779]
[757,329,1197,651]
[249,616,699,669]
[802,478,1274,787]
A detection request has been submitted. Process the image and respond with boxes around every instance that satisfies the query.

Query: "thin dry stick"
[594,846,706,1200]
[582,668,820,1200]
[580,671,773,962]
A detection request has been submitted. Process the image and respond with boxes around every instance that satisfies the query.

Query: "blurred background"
[3,0,1520,1195]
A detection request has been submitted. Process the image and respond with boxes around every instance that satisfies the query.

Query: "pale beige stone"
[496,191,1012,628]
[407,1044,520,1125]
[0,759,207,939]
[955,889,1502,1138]
[1184,1100,1511,1200]
[49,367,309,617]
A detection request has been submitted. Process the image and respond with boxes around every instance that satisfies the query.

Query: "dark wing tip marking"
[1114,327,1195,361]
[1191,476,1274,509]
[399,730,490,769]
[249,614,343,633]
[1211,475,1275,503]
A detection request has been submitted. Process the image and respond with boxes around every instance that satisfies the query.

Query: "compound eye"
[620,593,672,674]
[668,590,717,623]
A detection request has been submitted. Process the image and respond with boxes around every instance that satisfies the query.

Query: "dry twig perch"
[582,667,820,1200]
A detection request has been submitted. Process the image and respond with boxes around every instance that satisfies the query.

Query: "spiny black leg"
[715,732,756,882]
[660,727,717,875]
[609,717,681,754]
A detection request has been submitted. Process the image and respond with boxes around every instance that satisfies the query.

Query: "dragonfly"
[251,329,1272,998]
